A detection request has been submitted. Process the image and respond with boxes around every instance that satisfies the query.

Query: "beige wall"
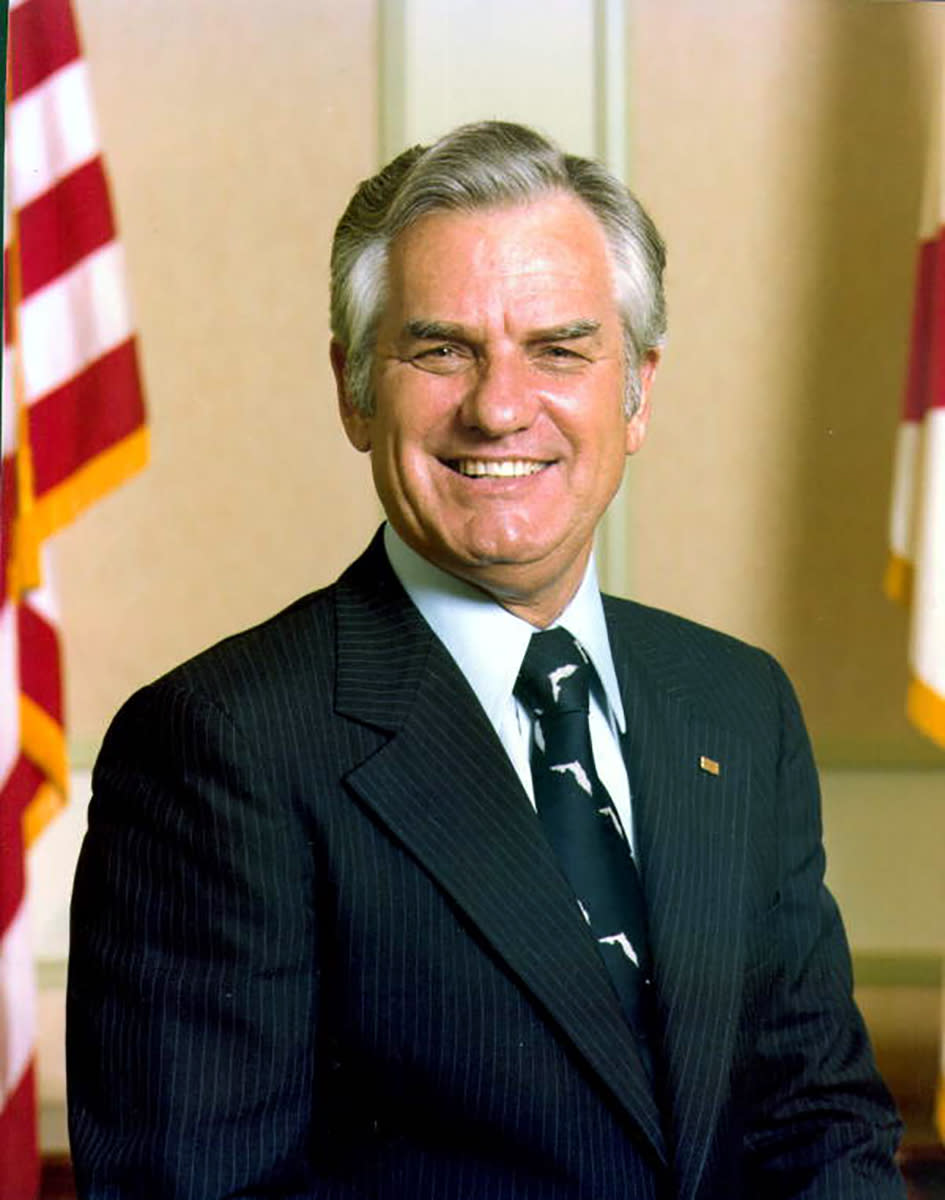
[56,0,380,763]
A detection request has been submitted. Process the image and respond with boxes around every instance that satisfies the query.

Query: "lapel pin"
[699,755,720,776]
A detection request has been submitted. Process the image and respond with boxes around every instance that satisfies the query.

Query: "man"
[67,121,904,1198]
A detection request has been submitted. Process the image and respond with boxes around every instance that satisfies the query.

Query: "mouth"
[442,458,551,478]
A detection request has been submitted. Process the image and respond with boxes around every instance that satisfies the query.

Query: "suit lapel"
[607,602,752,1200]
[333,536,666,1165]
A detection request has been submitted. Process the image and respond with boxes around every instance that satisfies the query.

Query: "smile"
[445,459,549,478]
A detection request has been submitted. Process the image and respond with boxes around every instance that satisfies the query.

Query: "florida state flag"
[886,67,945,754]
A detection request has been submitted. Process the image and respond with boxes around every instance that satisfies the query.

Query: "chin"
[451,519,554,564]
[450,538,548,571]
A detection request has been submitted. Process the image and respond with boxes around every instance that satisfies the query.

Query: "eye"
[535,344,589,369]
[410,344,471,375]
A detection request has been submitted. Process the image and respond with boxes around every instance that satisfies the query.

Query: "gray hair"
[330,120,666,416]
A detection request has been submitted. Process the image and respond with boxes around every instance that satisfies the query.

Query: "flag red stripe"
[29,339,146,495]
[18,159,116,300]
[3,248,14,345]
[925,230,945,414]
[10,0,81,100]
[10,0,81,101]
[0,1062,39,1200]
[18,603,64,721]
[903,238,937,423]
[0,757,36,933]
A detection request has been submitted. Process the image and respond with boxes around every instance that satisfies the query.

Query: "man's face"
[334,192,657,625]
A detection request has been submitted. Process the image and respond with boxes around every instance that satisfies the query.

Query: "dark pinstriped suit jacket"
[67,531,904,1199]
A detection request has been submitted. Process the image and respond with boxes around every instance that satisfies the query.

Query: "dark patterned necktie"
[514,627,653,1038]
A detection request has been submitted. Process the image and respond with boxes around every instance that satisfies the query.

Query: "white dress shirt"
[384,525,636,855]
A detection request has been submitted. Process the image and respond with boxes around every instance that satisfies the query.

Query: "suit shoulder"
[604,593,771,663]
[143,582,339,719]
[110,532,395,741]
[603,593,797,734]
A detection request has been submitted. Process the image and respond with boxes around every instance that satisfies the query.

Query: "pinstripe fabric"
[67,531,904,1199]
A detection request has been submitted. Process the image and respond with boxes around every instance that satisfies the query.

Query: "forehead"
[383,193,619,324]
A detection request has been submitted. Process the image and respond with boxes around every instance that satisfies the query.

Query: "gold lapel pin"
[699,755,720,776]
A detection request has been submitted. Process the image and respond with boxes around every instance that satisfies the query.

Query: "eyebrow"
[402,318,602,342]
[527,320,601,343]
[403,319,468,342]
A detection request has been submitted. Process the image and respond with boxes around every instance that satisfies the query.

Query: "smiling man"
[68,122,904,1199]
[335,192,654,627]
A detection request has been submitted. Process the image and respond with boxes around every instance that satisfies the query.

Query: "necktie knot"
[515,628,590,716]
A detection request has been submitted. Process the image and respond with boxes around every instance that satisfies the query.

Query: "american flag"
[2,0,148,1190]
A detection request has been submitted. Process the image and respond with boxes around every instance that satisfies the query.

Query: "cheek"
[370,418,441,505]
[573,405,635,467]
[376,380,457,446]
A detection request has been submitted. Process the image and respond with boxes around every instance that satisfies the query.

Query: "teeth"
[451,459,546,478]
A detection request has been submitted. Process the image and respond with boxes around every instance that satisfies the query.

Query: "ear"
[624,349,660,456]
[331,340,373,453]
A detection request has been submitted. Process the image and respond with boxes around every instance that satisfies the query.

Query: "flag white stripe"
[2,348,17,458]
[0,897,36,1107]
[887,421,920,562]
[910,408,945,699]
[0,602,22,784]
[3,161,10,250]
[9,61,100,210]
[20,241,136,403]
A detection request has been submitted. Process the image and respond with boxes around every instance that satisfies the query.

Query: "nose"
[459,352,539,438]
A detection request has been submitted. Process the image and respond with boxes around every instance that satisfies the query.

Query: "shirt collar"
[383,524,627,736]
